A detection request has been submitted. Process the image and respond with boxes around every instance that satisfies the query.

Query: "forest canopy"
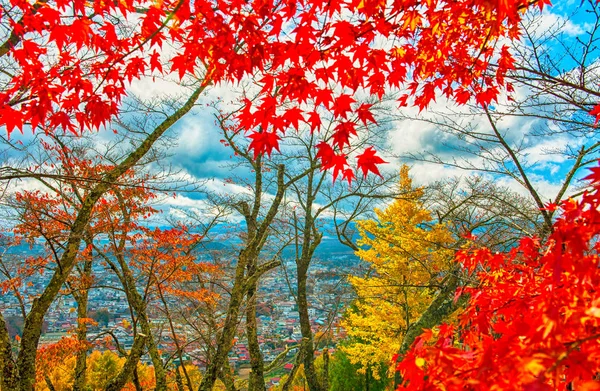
[0,0,599,390]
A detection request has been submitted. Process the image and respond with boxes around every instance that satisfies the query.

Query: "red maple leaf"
[330,153,349,182]
[333,94,356,119]
[589,104,600,125]
[316,142,335,168]
[356,103,376,126]
[583,165,600,184]
[307,111,322,133]
[332,121,357,149]
[316,142,351,182]
[454,89,471,105]
[314,88,334,109]
[356,147,387,178]
[414,83,436,112]
[248,131,281,158]
[0,107,25,136]
[342,168,355,185]
[283,107,304,131]
[333,20,356,47]
[150,51,162,73]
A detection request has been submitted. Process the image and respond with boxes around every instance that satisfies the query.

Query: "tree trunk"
[199,166,287,391]
[120,262,167,391]
[198,253,248,391]
[73,293,89,391]
[281,348,304,391]
[73,255,93,391]
[393,272,467,387]
[175,366,185,391]
[321,349,329,391]
[133,367,143,391]
[245,279,266,391]
[138,309,167,391]
[0,312,18,391]
[297,264,321,391]
[105,334,147,391]
[219,359,237,391]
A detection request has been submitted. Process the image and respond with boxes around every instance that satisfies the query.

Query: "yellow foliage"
[166,364,203,390]
[35,349,156,391]
[341,166,455,379]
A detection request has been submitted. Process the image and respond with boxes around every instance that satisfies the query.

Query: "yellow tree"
[342,166,455,380]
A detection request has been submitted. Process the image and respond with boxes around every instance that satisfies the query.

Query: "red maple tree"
[395,165,600,390]
[1,0,549,177]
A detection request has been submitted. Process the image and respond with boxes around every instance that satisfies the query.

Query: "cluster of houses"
[1,246,356,388]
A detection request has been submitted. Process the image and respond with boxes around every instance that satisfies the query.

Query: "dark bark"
[157,283,195,391]
[197,256,248,391]
[73,255,93,391]
[281,348,305,391]
[393,271,468,388]
[175,366,185,391]
[245,280,266,391]
[132,368,143,391]
[219,360,238,391]
[198,165,287,391]
[119,258,167,391]
[294,170,324,391]
[297,268,321,391]
[43,374,56,391]
[72,293,89,391]
[105,334,147,391]
[0,312,18,391]
[321,349,329,391]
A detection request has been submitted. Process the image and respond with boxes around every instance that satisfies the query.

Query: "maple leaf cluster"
[395,165,600,390]
[1,0,548,179]
[128,226,220,304]
[36,336,90,381]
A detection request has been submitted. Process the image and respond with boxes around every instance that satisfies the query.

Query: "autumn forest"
[0,0,599,390]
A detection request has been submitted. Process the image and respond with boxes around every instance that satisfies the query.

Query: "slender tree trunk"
[73,255,93,391]
[321,349,329,391]
[219,360,237,391]
[73,293,89,391]
[295,212,323,391]
[393,272,467,388]
[200,166,287,391]
[198,253,249,391]
[245,277,266,391]
[133,367,143,391]
[120,264,167,391]
[0,312,18,391]
[297,264,322,391]
[175,366,185,391]
[105,334,147,391]
[138,309,167,391]
[281,348,304,391]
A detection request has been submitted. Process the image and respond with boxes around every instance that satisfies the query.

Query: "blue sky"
[2,0,599,225]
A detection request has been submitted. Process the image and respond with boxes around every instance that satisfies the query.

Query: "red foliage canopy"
[1,0,547,176]
[396,166,600,390]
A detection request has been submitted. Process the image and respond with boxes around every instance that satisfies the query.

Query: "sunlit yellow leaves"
[342,166,455,379]
[522,357,545,377]
[415,357,426,368]
[36,349,158,391]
